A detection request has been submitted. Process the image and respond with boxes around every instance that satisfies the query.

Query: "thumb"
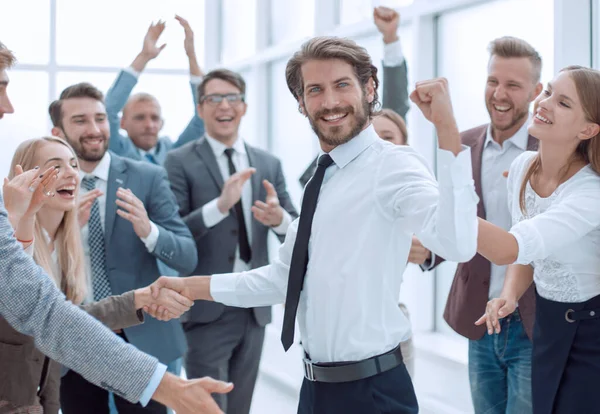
[263,180,276,197]
[498,302,513,317]
[158,43,167,52]
[3,177,8,186]
[200,377,234,394]
[15,164,24,175]
[239,168,256,182]
[150,277,168,299]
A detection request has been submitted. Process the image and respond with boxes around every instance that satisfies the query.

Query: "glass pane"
[56,72,196,142]
[238,69,260,148]
[0,0,50,64]
[270,59,316,207]
[0,71,50,179]
[435,0,554,335]
[270,0,314,45]
[222,0,257,64]
[340,0,414,25]
[57,0,205,69]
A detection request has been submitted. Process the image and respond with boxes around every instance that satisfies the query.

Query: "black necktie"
[224,148,252,263]
[281,153,334,351]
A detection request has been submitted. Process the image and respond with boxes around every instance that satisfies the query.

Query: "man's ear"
[196,103,205,120]
[366,77,375,104]
[298,98,307,117]
[51,126,64,138]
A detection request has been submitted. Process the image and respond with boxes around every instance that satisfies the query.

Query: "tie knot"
[318,154,334,168]
[81,175,98,191]
[224,148,235,159]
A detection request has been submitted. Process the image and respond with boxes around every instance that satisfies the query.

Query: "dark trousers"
[298,363,418,414]
[183,307,265,414]
[60,370,166,414]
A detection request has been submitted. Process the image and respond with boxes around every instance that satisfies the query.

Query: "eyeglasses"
[200,93,245,106]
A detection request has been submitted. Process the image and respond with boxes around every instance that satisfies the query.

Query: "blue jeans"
[468,310,532,414]
[109,357,182,414]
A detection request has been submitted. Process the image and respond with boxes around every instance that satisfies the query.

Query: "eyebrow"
[71,112,105,119]
[0,81,7,86]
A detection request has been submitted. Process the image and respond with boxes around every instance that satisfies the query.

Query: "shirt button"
[591,311,596,317]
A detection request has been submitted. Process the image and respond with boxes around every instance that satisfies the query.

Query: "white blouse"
[508,151,600,302]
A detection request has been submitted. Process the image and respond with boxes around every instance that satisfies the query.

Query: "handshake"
[141,276,213,319]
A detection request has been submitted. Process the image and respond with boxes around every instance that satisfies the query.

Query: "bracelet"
[14,234,34,244]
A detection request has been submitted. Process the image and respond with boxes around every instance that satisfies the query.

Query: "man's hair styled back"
[197,69,246,102]
[49,82,105,128]
[285,36,381,116]
[488,36,543,83]
[0,41,17,71]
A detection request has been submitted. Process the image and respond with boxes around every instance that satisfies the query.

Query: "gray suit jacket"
[298,62,409,187]
[0,192,158,404]
[100,153,198,363]
[164,138,298,326]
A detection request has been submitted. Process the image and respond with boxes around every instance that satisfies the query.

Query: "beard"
[64,130,108,162]
[487,96,532,133]
[307,96,370,148]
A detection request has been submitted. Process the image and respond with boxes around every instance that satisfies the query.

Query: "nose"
[0,94,14,116]
[321,88,340,109]
[493,85,507,101]
[217,98,232,109]
[88,120,101,135]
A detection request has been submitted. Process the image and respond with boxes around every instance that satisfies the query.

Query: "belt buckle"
[303,358,316,381]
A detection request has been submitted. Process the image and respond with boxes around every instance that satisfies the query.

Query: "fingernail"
[54,165,60,169]
[34,166,40,170]
[39,174,44,178]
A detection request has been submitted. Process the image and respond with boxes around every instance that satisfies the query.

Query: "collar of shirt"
[319,124,379,170]
[138,144,158,158]
[204,133,246,157]
[78,151,111,183]
[485,114,531,150]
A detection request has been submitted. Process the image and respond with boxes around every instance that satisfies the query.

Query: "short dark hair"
[286,36,380,116]
[0,41,16,70]
[49,82,104,128]
[197,69,246,102]
[488,36,542,84]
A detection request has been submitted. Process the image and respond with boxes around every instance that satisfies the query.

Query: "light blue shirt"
[138,363,168,406]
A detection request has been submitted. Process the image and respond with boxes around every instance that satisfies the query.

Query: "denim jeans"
[109,357,182,414]
[468,310,532,414]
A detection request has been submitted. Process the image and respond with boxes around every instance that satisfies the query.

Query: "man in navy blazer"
[105,17,205,166]
[49,82,198,414]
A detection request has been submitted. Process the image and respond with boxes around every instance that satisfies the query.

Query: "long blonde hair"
[9,137,87,303]
[519,66,600,213]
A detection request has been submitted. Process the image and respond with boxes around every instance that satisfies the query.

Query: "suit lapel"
[245,144,262,248]
[196,138,225,190]
[471,127,487,220]
[105,155,128,245]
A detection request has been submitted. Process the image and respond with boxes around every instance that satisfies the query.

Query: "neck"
[211,133,238,148]
[538,140,583,181]
[79,159,101,174]
[318,121,371,153]
[491,116,528,145]
[37,208,65,243]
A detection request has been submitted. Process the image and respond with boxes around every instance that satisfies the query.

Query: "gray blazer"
[0,292,143,414]
[164,138,298,326]
[0,192,158,404]
[99,153,197,363]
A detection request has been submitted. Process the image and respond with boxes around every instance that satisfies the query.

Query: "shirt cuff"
[272,209,292,235]
[421,252,436,271]
[436,145,477,189]
[138,363,168,407]
[202,198,230,228]
[124,66,141,79]
[141,221,160,253]
[210,273,242,306]
[509,226,536,265]
[190,75,203,84]
[383,39,405,67]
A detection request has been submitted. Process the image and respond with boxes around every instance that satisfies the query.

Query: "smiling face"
[121,96,163,151]
[485,56,541,141]
[197,78,247,144]
[33,140,80,213]
[299,58,374,150]
[529,70,600,149]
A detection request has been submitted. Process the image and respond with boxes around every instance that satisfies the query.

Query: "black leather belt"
[303,345,404,383]
[565,307,600,323]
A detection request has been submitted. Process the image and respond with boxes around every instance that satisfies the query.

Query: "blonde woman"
[0,136,193,414]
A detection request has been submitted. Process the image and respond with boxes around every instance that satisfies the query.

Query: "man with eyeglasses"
[164,68,298,414]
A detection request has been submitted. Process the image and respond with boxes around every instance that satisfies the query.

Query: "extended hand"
[175,15,196,58]
[146,276,212,317]
[78,188,103,227]
[407,236,431,265]
[3,165,58,226]
[153,373,233,414]
[373,6,400,44]
[251,180,283,227]
[116,187,151,238]
[141,20,167,60]
[217,168,256,214]
[410,78,456,128]
[135,286,193,321]
[474,297,516,334]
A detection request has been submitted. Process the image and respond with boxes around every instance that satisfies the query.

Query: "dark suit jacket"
[431,124,538,340]
[0,292,142,414]
[100,153,197,363]
[165,138,298,326]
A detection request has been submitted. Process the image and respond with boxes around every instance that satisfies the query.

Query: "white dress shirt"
[383,39,404,67]
[508,151,600,303]
[481,118,530,299]
[79,152,159,302]
[201,135,292,272]
[211,125,478,363]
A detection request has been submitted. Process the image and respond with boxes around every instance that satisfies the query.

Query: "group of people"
[1,5,600,414]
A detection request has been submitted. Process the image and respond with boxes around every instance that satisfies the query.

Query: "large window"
[435,0,554,335]
[270,0,315,45]
[221,0,257,64]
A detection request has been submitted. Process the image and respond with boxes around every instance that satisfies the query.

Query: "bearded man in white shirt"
[149,36,479,414]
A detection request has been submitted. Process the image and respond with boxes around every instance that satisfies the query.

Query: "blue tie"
[81,176,112,301]
[144,153,158,165]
